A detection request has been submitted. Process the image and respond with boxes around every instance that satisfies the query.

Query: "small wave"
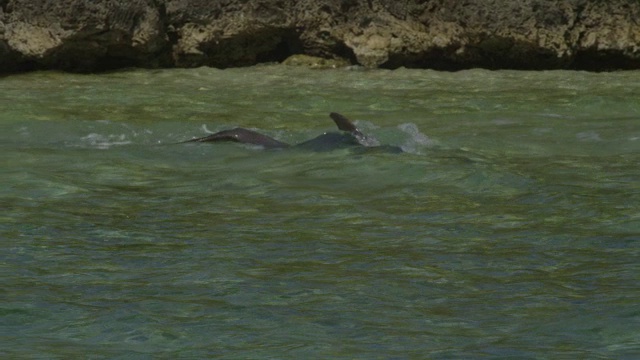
[80,133,132,149]
[576,131,602,142]
[491,118,518,126]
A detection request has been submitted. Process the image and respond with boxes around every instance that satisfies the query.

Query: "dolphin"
[183,112,403,153]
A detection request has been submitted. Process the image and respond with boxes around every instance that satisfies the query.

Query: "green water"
[2,66,639,358]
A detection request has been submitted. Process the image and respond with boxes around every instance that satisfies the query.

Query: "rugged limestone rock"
[1,0,639,73]
[1,0,168,72]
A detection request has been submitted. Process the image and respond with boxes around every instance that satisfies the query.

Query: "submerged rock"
[1,0,639,73]
[282,54,350,69]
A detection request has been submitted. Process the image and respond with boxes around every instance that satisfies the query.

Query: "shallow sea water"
[2,66,640,358]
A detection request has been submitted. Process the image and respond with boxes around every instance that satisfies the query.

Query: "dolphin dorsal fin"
[329,112,359,133]
[328,112,380,147]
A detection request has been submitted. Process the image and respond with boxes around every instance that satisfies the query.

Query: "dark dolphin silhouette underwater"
[182,112,404,153]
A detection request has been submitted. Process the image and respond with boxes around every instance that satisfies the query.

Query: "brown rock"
[1,0,168,72]
[0,0,639,73]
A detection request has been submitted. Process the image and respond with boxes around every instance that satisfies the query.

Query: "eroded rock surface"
[1,0,639,73]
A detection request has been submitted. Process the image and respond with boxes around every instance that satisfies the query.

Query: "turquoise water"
[2,66,639,358]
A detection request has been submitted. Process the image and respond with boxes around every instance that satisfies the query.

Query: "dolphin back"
[182,128,290,148]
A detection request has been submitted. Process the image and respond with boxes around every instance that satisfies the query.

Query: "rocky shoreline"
[1,0,639,74]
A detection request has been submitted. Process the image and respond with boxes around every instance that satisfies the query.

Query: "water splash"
[80,133,132,149]
[201,124,215,134]
[397,123,434,154]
